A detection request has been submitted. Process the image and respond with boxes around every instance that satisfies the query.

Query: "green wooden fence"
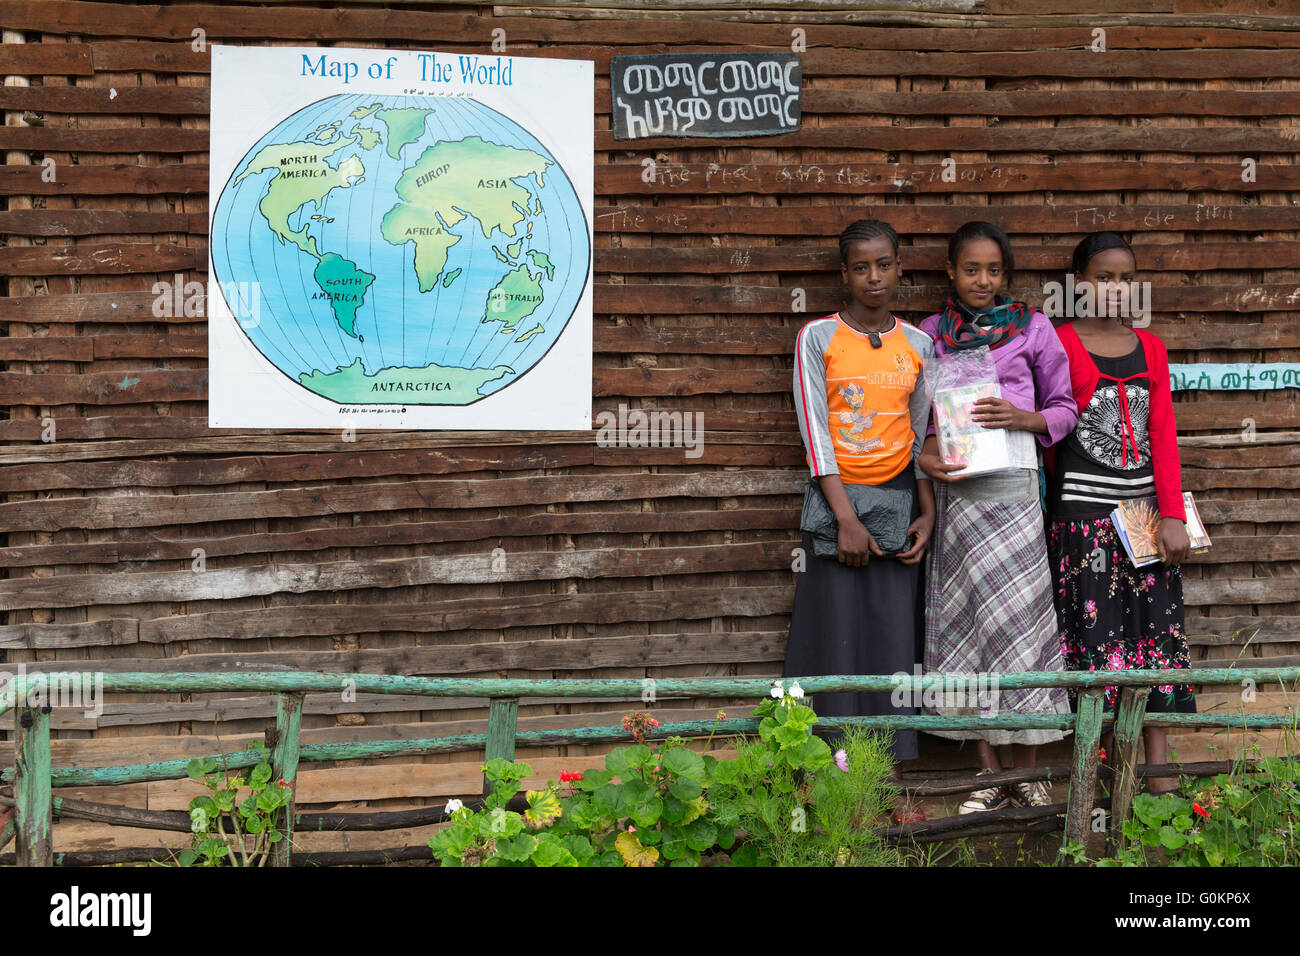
[1,667,1296,867]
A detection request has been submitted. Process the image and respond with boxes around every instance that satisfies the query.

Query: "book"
[1111,492,1212,568]
[931,382,1018,478]
[1181,491,1213,555]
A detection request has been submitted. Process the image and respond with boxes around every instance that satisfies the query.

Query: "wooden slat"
[0,41,92,75]
[0,541,799,609]
[0,469,805,532]
[16,630,787,676]
[0,585,793,646]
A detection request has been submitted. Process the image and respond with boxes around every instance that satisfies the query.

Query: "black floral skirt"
[1048,515,1196,714]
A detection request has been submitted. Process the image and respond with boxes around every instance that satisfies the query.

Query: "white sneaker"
[1012,780,1051,808]
[959,769,1011,814]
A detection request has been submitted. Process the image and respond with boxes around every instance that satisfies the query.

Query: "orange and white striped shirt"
[793,313,934,485]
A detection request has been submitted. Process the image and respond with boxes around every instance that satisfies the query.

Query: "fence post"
[1061,687,1105,864]
[1108,685,1148,850]
[482,697,519,797]
[14,702,53,866]
[268,692,303,867]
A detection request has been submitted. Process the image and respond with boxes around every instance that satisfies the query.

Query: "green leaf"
[574,769,615,792]
[529,839,577,868]
[773,724,807,748]
[189,795,217,816]
[176,849,198,867]
[795,735,832,771]
[661,795,686,824]
[662,748,706,780]
[428,825,476,860]
[684,819,718,852]
[623,745,653,770]
[1159,826,1187,851]
[729,843,760,867]
[238,794,259,818]
[494,833,539,862]
[249,762,273,789]
[716,826,736,850]
[566,797,601,830]
[478,808,524,841]
[1133,793,1173,829]
[629,793,663,828]
[244,816,265,834]
[592,783,630,818]
[784,704,818,731]
[558,834,595,864]
[668,778,702,801]
[482,758,532,783]
[604,748,634,777]
[658,826,687,860]
[186,757,218,781]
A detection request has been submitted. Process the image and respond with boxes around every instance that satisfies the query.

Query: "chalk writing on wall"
[610,53,801,140]
[1169,363,1300,391]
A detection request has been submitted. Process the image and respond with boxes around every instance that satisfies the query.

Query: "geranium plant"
[176,742,294,867]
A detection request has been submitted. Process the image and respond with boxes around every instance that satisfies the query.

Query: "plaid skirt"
[923,470,1072,745]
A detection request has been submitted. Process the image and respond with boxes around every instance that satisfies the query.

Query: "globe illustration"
[210,93,589,406]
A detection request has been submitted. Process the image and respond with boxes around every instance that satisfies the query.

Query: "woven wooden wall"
[1,0,1298,849]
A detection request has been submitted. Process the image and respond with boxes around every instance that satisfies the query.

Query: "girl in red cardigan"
[1048,233,1194,793]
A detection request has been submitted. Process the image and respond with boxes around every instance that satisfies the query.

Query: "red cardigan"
[1054,322,1186,522]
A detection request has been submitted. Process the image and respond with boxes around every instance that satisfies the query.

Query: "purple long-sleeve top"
[917,309,1078,448]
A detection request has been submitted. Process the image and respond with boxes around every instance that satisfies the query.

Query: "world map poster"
[207,45,594,429]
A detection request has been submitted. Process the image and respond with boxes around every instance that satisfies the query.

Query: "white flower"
[770,682,784,699]
[789,681,805,700]
[444,799,464,814]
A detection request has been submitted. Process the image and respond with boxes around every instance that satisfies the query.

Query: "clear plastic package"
[925,346,1018,479]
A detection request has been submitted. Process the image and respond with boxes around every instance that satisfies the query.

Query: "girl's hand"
[971,396,1032,430]
[897,512,934,565]
[919,448,968,483]
[1157,517,1191,566]
[837,515,882,567]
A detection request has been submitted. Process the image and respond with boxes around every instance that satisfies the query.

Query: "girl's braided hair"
[839,219,900,263]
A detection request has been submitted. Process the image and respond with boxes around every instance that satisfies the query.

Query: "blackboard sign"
[610,53,801,141]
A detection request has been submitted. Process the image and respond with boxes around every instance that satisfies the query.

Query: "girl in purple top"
[916,221,1079,814]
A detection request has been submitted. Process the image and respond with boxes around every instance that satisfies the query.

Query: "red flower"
[278,778,289,787]
[651,719,660,728]
[1097,748,1107,761]
[1193,803,1209,818]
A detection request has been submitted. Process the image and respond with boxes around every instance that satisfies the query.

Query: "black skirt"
[782,481,921,762]
[1048,515,1196,715]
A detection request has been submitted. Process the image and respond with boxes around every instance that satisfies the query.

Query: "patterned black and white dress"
[1048,345,1196,714]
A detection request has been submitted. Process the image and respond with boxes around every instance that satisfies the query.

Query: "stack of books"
[1111,492,1213,567]
[931,382,1018,478]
